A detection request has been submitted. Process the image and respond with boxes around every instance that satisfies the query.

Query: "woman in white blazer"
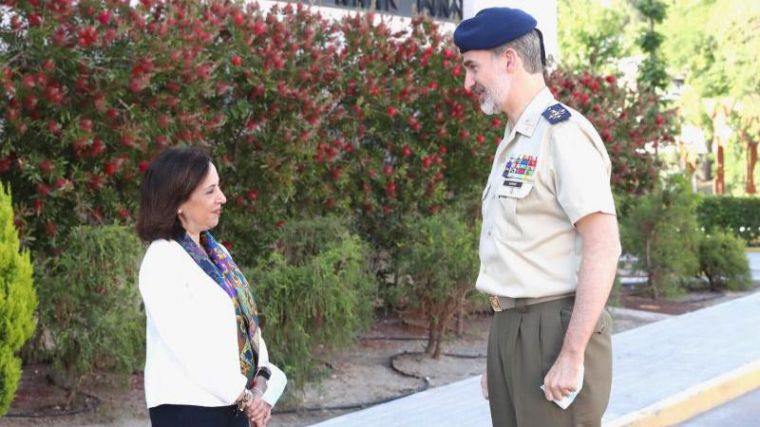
[136,148,285,427]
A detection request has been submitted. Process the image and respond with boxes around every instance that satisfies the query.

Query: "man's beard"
[478,80,508,116]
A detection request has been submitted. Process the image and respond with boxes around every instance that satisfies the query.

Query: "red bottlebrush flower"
[383,205,392,216]
[104,161,119,176]
[401,145,413,157]
[120,134,135,148]
[37,183,51,197]
[129,78,144,93]
[655,114,665,126]
[89,174,104,190]
[386,181,397,198]
[55,177,68,189]
[166,81,181,93]
[232,12,245,27]
[476,134,486,145]
[438,145,447,156]
[6,109,19,122]
[155,135,169,147]
[386,106,398,118]
[275,220,286,229]
[78,26,98,48]
[221,240,234,250]
[408,117,421,132]
[231,55,242,66]
[72,137,89,157]
[28,13,42,27]
[247,189,258,201]
[253,20,265,36]
[605,75,617,85]
[22,75,36,89]
[106,108,119,120]
[45,221,57,237]
[157,114,172,129]
[331,167,342,181]
[97,10,111,25]
[452,65,462,77]
[0,158,11,173]
[23,95,38,111]
[80,118,93,132]
[443,47,454,59]
[39,160,54,174]
[45,85,64,104]
[118,208,131,220]
[601,130,613,143]
[138,160,150,173]
[383,164,393,176]
[422,156,433,169]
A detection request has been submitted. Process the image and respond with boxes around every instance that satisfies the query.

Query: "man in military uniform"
[453,7,622,427]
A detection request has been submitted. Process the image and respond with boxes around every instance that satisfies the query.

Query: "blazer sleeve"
[139,241,247,404]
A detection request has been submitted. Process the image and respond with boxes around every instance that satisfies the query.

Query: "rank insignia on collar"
[542,103,571,124]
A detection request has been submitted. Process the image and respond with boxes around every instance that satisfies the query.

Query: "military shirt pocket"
[493,180,534,240]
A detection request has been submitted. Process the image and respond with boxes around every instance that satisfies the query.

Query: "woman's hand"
[249,401,272,427]
[245,389,271,426]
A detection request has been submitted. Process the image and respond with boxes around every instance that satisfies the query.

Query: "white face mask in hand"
[540,366,584,410]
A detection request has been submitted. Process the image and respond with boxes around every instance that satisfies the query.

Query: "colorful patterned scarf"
[178,231,261,388]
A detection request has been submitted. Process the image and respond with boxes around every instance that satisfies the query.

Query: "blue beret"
[453,7,537,53]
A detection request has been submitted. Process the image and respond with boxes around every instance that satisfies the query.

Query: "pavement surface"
[676,386,760,427]
[310,253,760,427]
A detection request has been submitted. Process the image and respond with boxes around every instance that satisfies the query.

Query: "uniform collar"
[510,87,555,138]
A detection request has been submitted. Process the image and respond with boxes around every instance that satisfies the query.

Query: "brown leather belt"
[489,292,575,312]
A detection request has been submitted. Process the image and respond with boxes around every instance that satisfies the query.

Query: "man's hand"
[543,354,583,402]
[541,212,619,402]
[480,372,489,400]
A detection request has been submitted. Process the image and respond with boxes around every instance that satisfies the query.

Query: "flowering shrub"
[0,0,499,267]
[547,69,676,195]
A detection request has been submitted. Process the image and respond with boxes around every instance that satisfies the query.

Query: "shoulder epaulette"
[541,103,571,125]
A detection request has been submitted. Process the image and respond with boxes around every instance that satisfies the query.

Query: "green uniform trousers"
[487,297,613,427]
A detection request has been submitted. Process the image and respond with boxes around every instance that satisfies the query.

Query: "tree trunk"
[426,317,436,355]
[715,145,725,195]
[746,141,757,195]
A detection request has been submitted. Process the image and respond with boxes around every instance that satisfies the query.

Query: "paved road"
[677,386,760,427]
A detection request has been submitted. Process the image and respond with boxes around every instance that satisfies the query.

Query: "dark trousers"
[487,297,613,427]
[149,404,250,427]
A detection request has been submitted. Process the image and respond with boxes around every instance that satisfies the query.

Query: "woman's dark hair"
[136,147,211,242]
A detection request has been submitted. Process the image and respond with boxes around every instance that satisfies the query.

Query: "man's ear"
[503,48,518,73]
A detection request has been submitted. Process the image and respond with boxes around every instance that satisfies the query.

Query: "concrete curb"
[605,359,760,427]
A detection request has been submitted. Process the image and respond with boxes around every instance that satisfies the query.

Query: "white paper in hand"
[540,366,584,410]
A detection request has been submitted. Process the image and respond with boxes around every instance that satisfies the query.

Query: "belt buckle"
[489,295,503,312]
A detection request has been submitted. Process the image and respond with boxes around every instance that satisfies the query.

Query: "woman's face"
[178,162,226,236]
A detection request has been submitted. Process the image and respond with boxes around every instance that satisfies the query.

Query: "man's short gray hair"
[492,30,543,74]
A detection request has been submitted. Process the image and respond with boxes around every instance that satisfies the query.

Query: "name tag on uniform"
[503,180,523,188]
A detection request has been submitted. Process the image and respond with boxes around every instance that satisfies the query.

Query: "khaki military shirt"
[476,87,616,298]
